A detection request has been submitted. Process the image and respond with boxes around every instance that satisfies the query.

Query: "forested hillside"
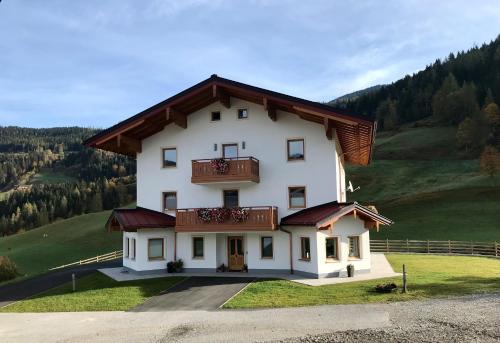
[335,35,500,129]
[0,127,136,236]
[339,34,500,240]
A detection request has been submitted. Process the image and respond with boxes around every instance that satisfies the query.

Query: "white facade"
[136,97,346,219]
[120,97,377,278]
[123,215,371,278]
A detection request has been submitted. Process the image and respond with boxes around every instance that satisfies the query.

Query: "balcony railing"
[175,206,278,232]
[191,156,260,184]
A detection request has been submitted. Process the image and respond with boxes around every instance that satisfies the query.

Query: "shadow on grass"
[406,275,500,297]
[4,272,185,304]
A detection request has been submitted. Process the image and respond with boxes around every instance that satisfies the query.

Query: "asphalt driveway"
[131,276,252,311]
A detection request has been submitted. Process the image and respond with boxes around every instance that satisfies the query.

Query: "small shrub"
[0,256,19,282]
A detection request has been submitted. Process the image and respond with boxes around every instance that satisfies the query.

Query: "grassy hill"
[348,125,500,241]
[0,210,122,280]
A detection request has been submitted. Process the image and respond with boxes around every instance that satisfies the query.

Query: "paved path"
[0,303,389,343]
[131,277,252,311]
[1,293,499,342]
[0,260,121,308]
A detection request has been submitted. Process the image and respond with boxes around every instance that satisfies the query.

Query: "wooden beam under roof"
[94,119,145,146]
[263,97,277,121]
[117,134,142,153]
[324,118,333,140]
[212,84,231,108]
[166,107,187,129]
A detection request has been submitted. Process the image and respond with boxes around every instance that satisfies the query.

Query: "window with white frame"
[125,237,129,258]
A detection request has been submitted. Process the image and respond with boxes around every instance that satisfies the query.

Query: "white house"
[85,75,392,278]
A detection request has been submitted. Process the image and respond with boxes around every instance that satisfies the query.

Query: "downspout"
[174,231,177,261]
[279,226,294,274]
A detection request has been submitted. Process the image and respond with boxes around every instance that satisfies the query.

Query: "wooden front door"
[228,236,244,271]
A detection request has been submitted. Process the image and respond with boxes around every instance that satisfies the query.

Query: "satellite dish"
[347,181,360,193]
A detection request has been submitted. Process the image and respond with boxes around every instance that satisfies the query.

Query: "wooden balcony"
[175,206,278,232]
[191,157,260,184]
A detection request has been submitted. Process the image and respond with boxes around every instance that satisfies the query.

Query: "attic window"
[238,109,248,119]
[211,111,221,121]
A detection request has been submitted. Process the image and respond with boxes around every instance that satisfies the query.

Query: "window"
[287,139,305,161]
[300,237,311,260]
[348,236,360,258]
[163,192,177,211]
[325,237,339,260]
[162,148,177,168]
[261,236,273,259]
[125,237,129,258]
[130,238,136,260]
[222,143,238,158]
[211,111,221,121]
[288,186,306,208]
[148,238,164,260]
[237,108,248,119]
[223,189,239,208]
[193,237,204,259]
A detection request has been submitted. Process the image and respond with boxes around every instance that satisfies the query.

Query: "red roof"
[280,201,393,227]
[106,207,175,231]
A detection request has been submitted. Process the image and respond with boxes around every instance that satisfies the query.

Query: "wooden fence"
[49,250,123,271]
[371,239,500,257]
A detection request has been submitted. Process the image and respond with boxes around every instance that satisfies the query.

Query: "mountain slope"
[0,209,122,279]
[347,125,500,241]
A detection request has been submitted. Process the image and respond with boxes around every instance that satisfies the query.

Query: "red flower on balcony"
[211,207,230,223]
[231,207,249,223]
[210,158,229,174]
[196,208,212,222]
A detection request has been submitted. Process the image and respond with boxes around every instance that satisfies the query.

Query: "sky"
[0,1,499,128]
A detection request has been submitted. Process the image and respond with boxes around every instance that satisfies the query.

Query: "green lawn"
[30,168,77,184]
[0,210,122,280]
[372,187,500,241]
[373,126,460,160]
[224,254,500,309]
[0,273,185,312]
[346,125,500,241]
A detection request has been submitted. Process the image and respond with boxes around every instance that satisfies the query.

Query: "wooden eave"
[84,75,376,165]
[314,203,393,232]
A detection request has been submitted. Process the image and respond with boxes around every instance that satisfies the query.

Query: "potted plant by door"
[347,264,355,277]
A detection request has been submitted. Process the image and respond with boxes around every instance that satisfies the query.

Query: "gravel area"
[279,293,500,343]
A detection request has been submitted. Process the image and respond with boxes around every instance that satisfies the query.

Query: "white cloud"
[0,0,499,127]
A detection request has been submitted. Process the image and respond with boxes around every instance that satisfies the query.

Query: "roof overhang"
[315,203,393,232]
[105,207,176,232]
[84,75,376,165]
[280,201,393,232]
